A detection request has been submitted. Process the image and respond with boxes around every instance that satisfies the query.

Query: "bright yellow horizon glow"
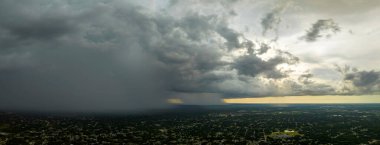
[224,95,380,104]
[167,98,184,104]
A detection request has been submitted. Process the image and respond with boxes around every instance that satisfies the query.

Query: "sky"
[0,0,379,111]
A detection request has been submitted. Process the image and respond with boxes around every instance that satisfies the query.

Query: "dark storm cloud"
[232,48,298,79]
[300,19,341,42]
[0,0,173,111]
[0,0,250,111]
[0,15,75,40]
[0,0,349,111]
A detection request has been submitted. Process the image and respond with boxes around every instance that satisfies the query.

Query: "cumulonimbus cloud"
[0,0,361,111]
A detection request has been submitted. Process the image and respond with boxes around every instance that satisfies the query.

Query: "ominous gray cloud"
[1,0,368,111]
[0,0,276,111]
[344,70,380,94]
[300,19,341,42]
[232,53,296,79]
[0,0,174,111]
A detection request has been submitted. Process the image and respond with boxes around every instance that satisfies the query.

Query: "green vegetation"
[0,123,9,130]
[1,104,380,144]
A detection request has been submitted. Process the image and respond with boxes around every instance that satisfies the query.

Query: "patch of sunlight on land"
[268,129,303,139]
[224,95,380,104]
[167,98,183,104]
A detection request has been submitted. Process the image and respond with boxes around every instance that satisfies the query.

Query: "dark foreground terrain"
[1,104,380,145]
